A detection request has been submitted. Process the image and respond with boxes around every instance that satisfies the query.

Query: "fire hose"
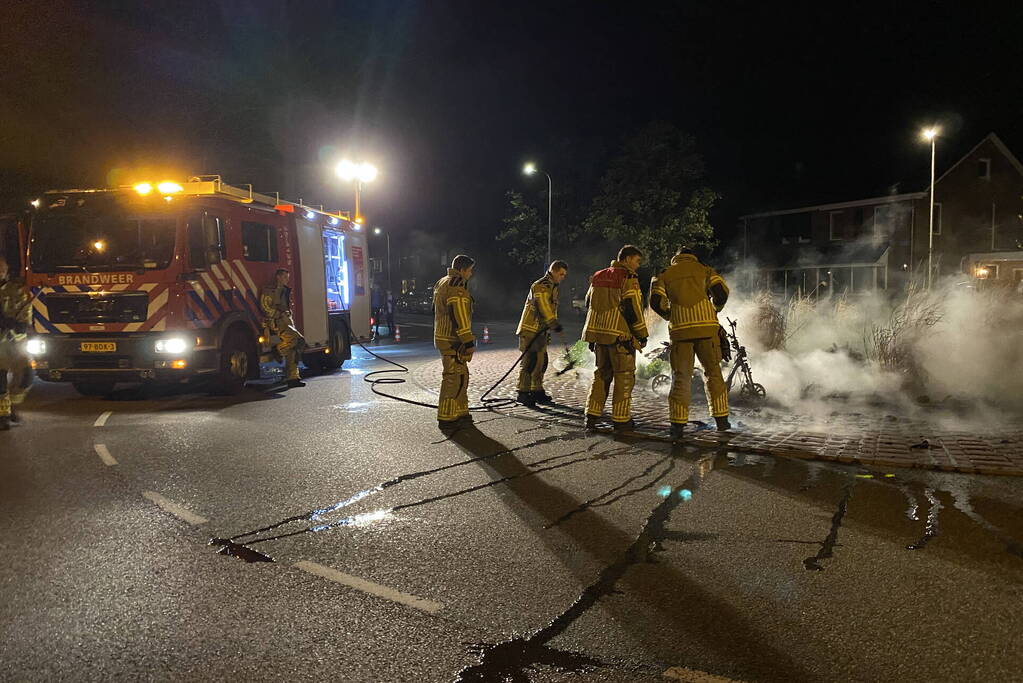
[352,325,565,411]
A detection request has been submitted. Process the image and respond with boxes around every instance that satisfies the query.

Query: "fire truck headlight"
[155,337,188,354]
[26,338,47,356]
[134,182,153,195]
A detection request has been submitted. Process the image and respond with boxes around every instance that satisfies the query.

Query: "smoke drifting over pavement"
[695,270,1023,426]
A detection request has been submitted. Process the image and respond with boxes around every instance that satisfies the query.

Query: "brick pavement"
[403,345,1023,477]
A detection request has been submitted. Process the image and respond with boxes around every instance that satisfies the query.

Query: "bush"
[864,285,942,377]
[637,358,669,380]
[751,291,786,350]
[560,339,593,370]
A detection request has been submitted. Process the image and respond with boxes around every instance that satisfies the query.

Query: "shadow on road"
[447,426,817,682]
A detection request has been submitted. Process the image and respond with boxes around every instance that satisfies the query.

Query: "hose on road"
[352,327,552,411]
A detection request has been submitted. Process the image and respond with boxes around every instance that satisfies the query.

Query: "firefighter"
[649,246,731,443]
[260,268,306,388]
[583,245,648,432]
[433,254,476,432]
[0,255,32,430]
[516,260,567,407]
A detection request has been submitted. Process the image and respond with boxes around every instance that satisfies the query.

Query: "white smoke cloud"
[639,265,1023,424]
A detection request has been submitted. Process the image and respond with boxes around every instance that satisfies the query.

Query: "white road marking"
[663,666,744,682]
[93,443,118,466]
[293,560,444,614]
[93,411,113,427]
[141,491,209,525]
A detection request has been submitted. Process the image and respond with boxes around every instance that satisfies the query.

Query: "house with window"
[738,133,1023,296]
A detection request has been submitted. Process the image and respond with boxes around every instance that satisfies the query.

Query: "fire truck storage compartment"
[295,216,330,347]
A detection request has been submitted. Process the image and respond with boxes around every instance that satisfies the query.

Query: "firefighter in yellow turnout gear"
[433,255,476,431]
[0,257,32,430]
[515,260,568,407]
[649,247,731,442]
[261,268,306,388]
[583,245,648,432]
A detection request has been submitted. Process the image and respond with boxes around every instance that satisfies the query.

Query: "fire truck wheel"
[212,329,255,395]
[72,381,116,397]
[316,330,348,373]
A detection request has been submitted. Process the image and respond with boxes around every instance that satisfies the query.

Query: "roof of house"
[740,133,1023,221]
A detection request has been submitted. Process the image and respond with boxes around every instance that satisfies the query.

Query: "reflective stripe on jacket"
[582,260,648,345]
[516,273,559,335]
[649,253,729,340]
[433,268,475,352]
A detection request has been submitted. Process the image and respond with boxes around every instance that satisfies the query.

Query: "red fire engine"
[23,177,371,395]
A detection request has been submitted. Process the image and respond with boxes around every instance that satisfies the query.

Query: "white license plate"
[80,342,117,353]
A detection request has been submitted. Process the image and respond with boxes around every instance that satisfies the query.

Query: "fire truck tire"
[212,329,255,395]
[316,329,349,373]
[72,381,116,397]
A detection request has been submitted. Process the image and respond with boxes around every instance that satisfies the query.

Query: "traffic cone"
[482,325,491,344]
[394,325,401,342]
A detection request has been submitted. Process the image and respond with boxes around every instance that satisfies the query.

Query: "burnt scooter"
[646,317,766,401]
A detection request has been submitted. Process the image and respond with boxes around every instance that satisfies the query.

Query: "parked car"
[397,291,433,314]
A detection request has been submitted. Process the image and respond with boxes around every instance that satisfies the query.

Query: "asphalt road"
[2,323,1022,682]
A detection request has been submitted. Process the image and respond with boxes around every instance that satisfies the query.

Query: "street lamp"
[373,226,392,294]
[922,127,939,289]
[335,159,378,223]
[522,161,553,267]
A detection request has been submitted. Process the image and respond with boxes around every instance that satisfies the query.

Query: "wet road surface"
[2,332,1022,681]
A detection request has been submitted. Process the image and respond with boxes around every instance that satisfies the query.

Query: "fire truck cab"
[24,177,371,395]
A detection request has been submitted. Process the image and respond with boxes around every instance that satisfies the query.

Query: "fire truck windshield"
[30,212,176,272]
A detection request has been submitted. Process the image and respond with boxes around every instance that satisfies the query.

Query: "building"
[739,133,1023,296]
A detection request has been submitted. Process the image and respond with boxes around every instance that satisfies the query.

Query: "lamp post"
[335,159,378,223]
[373,227,392,294]
[922,127,939,289]
[523,162,552,267]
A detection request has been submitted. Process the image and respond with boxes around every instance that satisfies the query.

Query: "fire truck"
[23,177,371,396]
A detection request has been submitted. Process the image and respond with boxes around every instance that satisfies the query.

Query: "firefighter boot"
[715,416,732,432]
[532,390,555,405]
[584,414,601,431]
[670,423,685,444]
[287,379,307,388]
[9,406,20,424]
[517,391,536,407]
[0,416,9,431]
[438,419,461,434]
[613,419,636,434]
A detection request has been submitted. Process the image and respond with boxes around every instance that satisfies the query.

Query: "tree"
[582,122,720,270]
[497,190,548,266]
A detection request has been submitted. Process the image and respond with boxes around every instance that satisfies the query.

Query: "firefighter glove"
[552,322,564,333]
[718,327,732,362]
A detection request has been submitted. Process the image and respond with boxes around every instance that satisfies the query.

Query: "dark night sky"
[3,0,1022,253]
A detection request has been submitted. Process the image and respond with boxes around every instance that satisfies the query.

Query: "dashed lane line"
[293,560,444,614]
[94,411,113,427]
[141,491,209,525]
[93,444,118,466]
